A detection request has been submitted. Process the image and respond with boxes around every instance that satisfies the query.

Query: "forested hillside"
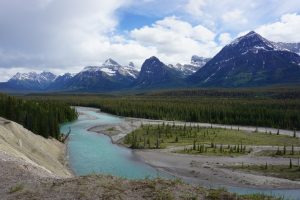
[0,93,77,139]
[26,89,300,130]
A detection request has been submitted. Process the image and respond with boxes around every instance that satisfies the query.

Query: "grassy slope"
[123,125,300,149]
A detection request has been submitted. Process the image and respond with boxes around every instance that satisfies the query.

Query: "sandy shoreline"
[88,113,300,189]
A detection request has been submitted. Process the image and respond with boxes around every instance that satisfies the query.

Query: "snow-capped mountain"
[227,31,289,52]
[10,71,56,83]
[55,59,139,91]
[170,56,210,77]
[6,71,57,90]
[275,42,300,55]
[81,58,138,79]
[191,55,211,67]
[1,33,300,93]
[189,31,300,87]
[48,73,74,90]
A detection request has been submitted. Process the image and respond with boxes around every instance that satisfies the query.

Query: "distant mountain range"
[0,31,299,92]
[0,71,57,91]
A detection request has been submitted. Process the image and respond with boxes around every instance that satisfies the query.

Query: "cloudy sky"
[0,0,300,81]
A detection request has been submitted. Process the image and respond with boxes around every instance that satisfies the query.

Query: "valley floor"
[1,113,299,199]
[0,118,268,200]
[89,116,300,189]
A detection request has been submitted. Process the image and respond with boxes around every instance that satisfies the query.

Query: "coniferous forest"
[26,87,300,130]
[0,93,77,139]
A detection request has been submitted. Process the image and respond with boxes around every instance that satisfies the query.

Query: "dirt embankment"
[0,117,72,178]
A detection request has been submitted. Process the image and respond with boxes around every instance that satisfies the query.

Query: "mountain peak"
[103,58,120,67]
[82,66,101,72]
[136,56,183,88]
[245,30,258,36]
[148,56,159,61]
[227,31,288,53]
[189,30,300,87]
[7,71,57,90]
[229,31,266,46]
[128,62,135,68]
[10,71,56,82]
[142,56,163,69]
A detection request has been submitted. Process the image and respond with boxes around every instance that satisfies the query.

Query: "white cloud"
[222,9,248,25]
[218,33,232,45]
[130,16,219,64]
[184,0,300,33]
[1,0,300,82]
[185,0,206,17]
[255,13,300,42]
[192,25,216,42]
[0,0,133,80]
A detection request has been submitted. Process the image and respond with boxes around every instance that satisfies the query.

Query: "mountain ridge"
[188,31,300,87]
[1,31,300,92]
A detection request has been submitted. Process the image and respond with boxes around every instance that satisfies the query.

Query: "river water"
[60,107,163,179]
[60,107,300,200]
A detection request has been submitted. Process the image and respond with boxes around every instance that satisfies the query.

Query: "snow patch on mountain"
[275,42,300,55]
[228,31,290,53]
[169,56,210,76]
[10,72,56,83]
[81,59,138,78]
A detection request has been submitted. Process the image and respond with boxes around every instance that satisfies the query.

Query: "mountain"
[0,71,56,91]
[188,31,300,87]
[48,73,74,91]
[80,59,138,80]
[191,55,211,67]
[169,56,210,77]
[275,42,300,55]
[2,34,300,93]
[61,68,117,91]
[135,56,184,88]
[56,59,139,92]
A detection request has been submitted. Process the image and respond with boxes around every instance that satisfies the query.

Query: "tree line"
[24,92,300,130]
[0,93,77,140]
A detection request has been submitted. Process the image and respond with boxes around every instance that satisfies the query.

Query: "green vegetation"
[228,163,300,181]
[106,127,116,132]
[9,184,24,194]
[25,87,300,130]
[206,188,284,200]
[122,124,300,151]
[176,144,249,156]
[0,93,77,140]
